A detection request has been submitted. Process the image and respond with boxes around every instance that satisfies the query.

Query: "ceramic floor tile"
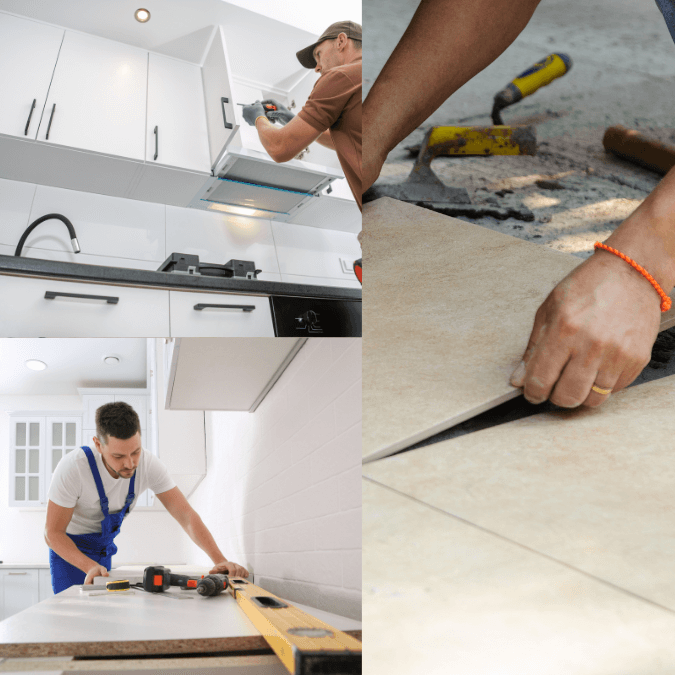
[364,479,675,675]
[363,373,675,614]
[362,197,675,462]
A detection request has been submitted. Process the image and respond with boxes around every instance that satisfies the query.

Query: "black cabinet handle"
[46,103,56,140]
[221,97,233,130]
[45,291,119,304]
[154,125,158,160]
[194,303,255,312]
[24,99,36,136]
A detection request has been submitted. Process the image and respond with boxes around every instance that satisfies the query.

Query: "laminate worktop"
[0,570,362,658]
[0,255,361,302]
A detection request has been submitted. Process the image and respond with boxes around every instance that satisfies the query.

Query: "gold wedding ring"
[591,384,612,396]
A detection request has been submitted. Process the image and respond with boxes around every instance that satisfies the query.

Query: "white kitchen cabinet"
[37,31,148,161]
[201,25,239,172]
[0,275,171,337]
[230,81,267,155]
[38,568,54,602]
[0,568,39,621]
[163,337,305,411]
[0,13,64,140]
[168,290,275,337]
[146,53,211,173]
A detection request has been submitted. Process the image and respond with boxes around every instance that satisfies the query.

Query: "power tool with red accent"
[353,258,362,285]
[142,565,200,592]
[237,102,278,122]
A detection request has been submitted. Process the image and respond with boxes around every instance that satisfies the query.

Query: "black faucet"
[15,214,81,257]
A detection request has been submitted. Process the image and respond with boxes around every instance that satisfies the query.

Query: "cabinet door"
[147,53,211,173]
[9,418,44,506]
[201,26,239,170]
[0,275,171,337]
[230,81,267,154]
[0,13,64,140]
[0,569,39,620]
[46,417,82,485]
[169,291,275,337]
[37,31,147,161]
[83,396,114,429]
[38,568,54,603]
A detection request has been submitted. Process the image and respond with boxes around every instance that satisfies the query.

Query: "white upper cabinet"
[201,25,239,171]
[37,31,148,161]
[230,81,267,155]
[146,53,211,173]
[0,13,64,140]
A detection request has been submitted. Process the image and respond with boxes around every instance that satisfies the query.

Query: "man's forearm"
[184,512,227,565]
[45,530,98,573]
[601,165,675,293]
[255,116,288,161]
[363,0,542,162]
[315,130,335,150]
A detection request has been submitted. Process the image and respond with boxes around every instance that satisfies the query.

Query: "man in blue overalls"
[45,401,248,593]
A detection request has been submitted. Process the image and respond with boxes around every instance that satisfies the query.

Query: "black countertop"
[0,255,361,301]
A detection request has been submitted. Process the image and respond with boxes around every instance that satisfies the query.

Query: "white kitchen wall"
[186,338,362,620]
[0,395,190,566]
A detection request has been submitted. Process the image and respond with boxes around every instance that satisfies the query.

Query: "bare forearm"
[601,166,675,292]
[256,116,289,162]
[184,512,227,565]
[45,530,98,573]
[363,0,541,162]
[315,130,335,150]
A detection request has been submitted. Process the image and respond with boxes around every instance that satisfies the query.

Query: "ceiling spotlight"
[25,360,47,371]
[104,356,121,365]
[135,8,151,22]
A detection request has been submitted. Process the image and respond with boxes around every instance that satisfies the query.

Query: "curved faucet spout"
[15,213,80,257]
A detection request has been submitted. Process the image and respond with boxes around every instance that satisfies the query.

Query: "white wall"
[187,338,362,620]
[0,395,190,566]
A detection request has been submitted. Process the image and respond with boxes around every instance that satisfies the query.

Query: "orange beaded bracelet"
[594,242,672,312]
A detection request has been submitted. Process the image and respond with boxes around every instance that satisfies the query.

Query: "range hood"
[163,337,307,411]
[188,147,343,221]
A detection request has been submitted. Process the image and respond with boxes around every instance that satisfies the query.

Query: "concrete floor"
[365,0,675,257]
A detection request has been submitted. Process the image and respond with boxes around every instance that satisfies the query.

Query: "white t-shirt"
[48,446,176,535]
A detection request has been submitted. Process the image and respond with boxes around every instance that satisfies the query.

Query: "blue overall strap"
[120,471,136,518]
[81,446,109,517]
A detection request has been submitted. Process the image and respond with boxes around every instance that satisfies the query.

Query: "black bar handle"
[154,125,158,160]
[24,99,36,136]
[221,97,233,130]
[194,303,255,312]
[45,291,119,304]
[46,103,56,140]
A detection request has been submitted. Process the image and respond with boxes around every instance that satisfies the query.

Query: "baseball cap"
[296,20,362,69]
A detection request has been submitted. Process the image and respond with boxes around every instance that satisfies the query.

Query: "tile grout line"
[363,475,675,617]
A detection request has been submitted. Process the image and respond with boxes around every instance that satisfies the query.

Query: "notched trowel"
[364,53,572,222]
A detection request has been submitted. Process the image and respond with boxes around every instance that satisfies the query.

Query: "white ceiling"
[0,339,147,397]
[0,0,360,88]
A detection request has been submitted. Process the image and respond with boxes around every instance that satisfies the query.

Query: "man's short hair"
[96,401,141,443]
[350,38,362,50]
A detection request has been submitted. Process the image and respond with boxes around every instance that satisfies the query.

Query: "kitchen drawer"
[169,290,274,337]
[0,275,170,337]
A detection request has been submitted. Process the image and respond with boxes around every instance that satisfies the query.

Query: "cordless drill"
[142,565,201,592]
[196,573,230,597]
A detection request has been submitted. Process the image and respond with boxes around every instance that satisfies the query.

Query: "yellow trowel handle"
[492,53,572,124]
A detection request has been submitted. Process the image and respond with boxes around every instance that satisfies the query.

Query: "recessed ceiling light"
[25,360,47,371]
[135,8,151,22]
[104,356,121,366]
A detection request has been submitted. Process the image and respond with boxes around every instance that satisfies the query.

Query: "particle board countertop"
[0,568,361,658]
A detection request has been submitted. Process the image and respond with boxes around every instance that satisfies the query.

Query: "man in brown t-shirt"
[241,21,362,211]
